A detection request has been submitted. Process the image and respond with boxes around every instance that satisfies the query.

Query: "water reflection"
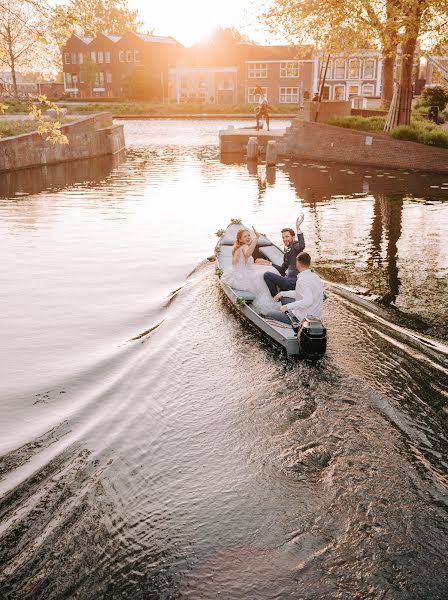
[0,151,125,199]
[221,153,447,337]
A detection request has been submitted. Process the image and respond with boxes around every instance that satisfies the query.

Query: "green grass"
[0,99,29,113]
[67,102,298,115]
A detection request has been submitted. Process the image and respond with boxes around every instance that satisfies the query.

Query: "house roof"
[134,33,180,45]
[70,32,182,46]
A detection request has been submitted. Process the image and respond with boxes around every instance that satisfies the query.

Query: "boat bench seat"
[232,289,256,303]
[258,245,284,264]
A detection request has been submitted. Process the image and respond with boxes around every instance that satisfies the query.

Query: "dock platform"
[219,127,287,154]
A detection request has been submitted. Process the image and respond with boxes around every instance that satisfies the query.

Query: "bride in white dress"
[221,227,281,314]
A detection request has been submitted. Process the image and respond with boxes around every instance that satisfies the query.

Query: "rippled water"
[1,119,447,600]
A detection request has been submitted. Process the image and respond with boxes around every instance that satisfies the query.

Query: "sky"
[128,0,281,47]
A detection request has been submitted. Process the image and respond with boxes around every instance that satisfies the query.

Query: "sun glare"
[130,0,256,46]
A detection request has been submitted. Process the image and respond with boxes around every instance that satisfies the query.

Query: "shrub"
[327,116,386,132]
[418,129,448,148]
[420,86,448,111]
[390,125,420,142]
[390,123,448,148]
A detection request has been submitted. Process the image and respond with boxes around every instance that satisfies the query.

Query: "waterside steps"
[219,126,286,155]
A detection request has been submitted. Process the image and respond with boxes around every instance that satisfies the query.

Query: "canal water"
[0,119,447,599]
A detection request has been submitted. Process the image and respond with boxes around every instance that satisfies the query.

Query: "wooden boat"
[215,221,326,357]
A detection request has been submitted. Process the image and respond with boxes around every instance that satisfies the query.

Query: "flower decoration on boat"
[230,218,242,224]
[215,267,223,277]
[214,245,221,254]
[215,229,225,237]
[235,297,246,307]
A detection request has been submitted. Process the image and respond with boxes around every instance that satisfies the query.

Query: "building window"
[90,51,96,63]
[65,73,78,88]
[98,51,104,63]
[95,72,105,87]
[348,59,361,79]
[363,59,375,79]
[362,84,374,96]
[279,86,299,103]
[333,85,345,100]
[280,62,299,78]
[64,53,70,64]
[319,59,332,80]
[105,51,111,63]
[348,84,360,97]
[126,50,133,62]
[134,50,140,62]
[247,86,268,103]
[198,78,206,89]
[322,85,330,100]
[71,52,77,64]
[180,76,188,88]
[248,63,268,78]
[79,52,84,64]
[106,72,112,83]
[119,50,124,62]
[334,59,346,79]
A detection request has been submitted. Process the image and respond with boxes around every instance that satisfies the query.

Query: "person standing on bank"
[260,213,305,297]
[266,252,324,324]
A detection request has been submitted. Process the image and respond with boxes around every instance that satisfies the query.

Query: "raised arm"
[242,227,260,261]
[296,212,305,233]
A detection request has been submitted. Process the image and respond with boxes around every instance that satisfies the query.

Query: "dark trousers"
[265,297,295,323]
[264,271,296,297]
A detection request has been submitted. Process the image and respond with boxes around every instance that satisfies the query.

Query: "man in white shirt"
[265,252,324,324]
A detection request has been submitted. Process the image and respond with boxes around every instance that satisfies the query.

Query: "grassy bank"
[63,102,297,115]
[0,119,38,137]
[0,117,72,139]
[327,115,448,149]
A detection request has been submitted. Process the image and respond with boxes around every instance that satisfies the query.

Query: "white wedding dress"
[221,251,281,315]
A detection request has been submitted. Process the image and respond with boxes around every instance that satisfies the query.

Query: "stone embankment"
[0,113,124,173]
[220,116,448,174]
[283,120,448,173]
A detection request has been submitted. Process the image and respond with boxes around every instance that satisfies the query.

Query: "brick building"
[62,32,183,98]
[168,44,314,104]
[62,33,387,105]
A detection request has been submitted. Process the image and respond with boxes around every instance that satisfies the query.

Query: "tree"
[420,85,448,110]
[52,0,142,44]
[263,0,448,110]
[0,0,47,98]
[122,66,162,100]
[80,52,98,95]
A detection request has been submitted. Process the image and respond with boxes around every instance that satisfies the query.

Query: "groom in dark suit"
[261,213,305,296]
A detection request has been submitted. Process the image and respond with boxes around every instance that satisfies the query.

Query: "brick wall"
[0,113,125,172]
[284,119,448,173]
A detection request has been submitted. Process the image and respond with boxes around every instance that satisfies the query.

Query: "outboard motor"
[287,314,327,359]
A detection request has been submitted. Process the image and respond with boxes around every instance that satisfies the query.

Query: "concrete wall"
[303,100,351,122]
[0,113,125,173]
[284,119,448,173]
